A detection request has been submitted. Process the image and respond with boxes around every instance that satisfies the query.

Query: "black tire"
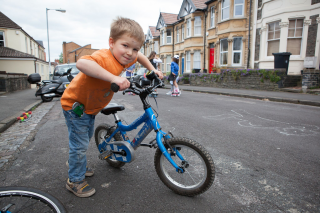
[94,123,126,168]
[41,95,53,102]
[0,186,66,213]
[154,137,215,196]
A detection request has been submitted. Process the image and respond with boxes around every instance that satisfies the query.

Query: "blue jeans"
[63,109,95,182]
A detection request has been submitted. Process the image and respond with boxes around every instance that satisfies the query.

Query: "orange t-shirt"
[61,49,137,115]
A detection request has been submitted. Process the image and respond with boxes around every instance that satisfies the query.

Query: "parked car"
[53,63,80,82]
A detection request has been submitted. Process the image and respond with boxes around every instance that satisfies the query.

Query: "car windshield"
[54,64,79,75]
[136,68,146,76]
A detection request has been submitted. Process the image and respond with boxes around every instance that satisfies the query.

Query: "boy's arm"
[137,52,163,79]
[76,59,130,91]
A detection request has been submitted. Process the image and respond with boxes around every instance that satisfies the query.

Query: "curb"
[0,100,42,133]
[171,87,320,108]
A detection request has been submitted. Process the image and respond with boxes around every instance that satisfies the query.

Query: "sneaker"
[166,91,172,95]
[66,161,94,177]
[66,178,96,198]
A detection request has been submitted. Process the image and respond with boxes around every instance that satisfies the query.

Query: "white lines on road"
[203,109,320,136]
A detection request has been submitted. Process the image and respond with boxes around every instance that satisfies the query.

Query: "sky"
[1,0,182,62]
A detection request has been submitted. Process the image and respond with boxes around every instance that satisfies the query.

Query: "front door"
[209,43,215,73]
[181,57,185,74]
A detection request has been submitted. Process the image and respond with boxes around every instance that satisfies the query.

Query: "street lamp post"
[46,8,66,79]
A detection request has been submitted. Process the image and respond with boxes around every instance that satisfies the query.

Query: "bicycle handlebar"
[111,70,164,94]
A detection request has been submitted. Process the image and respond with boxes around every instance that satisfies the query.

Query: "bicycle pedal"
[99,150,113,160]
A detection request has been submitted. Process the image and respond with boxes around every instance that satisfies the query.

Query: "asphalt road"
[1,88,319,212]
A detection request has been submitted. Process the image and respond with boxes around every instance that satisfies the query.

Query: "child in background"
[61,17,163,198]
[170,55,180,96]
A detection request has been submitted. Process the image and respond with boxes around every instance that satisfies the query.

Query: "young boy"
[61,17,163,198]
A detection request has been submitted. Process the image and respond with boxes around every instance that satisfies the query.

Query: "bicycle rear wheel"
[154,137,215,196]
[95,123,126,168]
[0,186,66,213]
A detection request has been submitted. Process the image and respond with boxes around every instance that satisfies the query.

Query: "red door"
[209,48,214,73]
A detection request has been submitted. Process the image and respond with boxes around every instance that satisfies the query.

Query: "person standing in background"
[171,55,180,96]
[148,51,162,70]
[148,51,162,96]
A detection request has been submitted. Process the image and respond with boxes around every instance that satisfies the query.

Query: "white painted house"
[252,0,320,75]
[0,11,53,85]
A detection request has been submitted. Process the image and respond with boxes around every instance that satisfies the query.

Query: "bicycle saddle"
[101,103,125,115]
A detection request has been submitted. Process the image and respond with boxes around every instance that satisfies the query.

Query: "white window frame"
[161,30,164,45]
[186,51,191,72]
[210,7,215,28]
[25,37,28,53]
[187,19,191,38]
[221,0,230,21]
[232,37,242,66]
[166,55,171,72]
[194,16,201,36]
[166,29,172,44]
[0,31,5,47]
[41,64,44,75]
[267,21,281,56]
[154,41,159,54]
[182,25,185,41]
[287,19,303,56]
[234,0,244,17]
[176,26,179,43]
[220,39,228,66]
[193,50,201,69]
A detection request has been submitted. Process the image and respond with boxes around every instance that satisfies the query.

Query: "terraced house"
[142,0,320,76]
[143,0,254,74]
[0,11,53,83]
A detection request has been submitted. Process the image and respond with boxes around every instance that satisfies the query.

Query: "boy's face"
[109,34,141,65]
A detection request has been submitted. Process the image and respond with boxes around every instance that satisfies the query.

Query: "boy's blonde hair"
[110,17,145,46]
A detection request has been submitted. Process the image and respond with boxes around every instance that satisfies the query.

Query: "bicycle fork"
[145,108,185,173]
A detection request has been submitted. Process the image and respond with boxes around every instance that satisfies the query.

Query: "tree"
[59,52,63,64]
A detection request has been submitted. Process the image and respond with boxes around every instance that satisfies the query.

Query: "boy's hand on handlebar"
[154,70,163,79]
[111,76,130,91]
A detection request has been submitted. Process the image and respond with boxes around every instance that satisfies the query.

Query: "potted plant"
[203,68,207,73]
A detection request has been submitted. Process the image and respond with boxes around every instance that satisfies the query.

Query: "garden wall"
[0,71,30,93]
[302,69,319,89]
[169,69,297,91]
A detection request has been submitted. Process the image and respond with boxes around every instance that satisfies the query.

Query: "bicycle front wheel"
[0,186,66,213]
[154,137,215,196]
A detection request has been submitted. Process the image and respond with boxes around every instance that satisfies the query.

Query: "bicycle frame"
[98,107,185,173]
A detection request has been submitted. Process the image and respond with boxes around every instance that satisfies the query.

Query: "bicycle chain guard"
[105,141,135,163]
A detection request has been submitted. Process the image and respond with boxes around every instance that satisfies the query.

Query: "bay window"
[186,51,191,71]
[167,29,172,44]
[267,21,280,56]
[221,0,230,21]
[287,19,303,55]
[187,19,191,37]
[166,55,171,72]
[220,39,228,65]
[234,0,244,17]
[232,37,242,66]
[210,7,215,28]
[194,16,201,36]
[193,50,201,69]
[176,26,179,43]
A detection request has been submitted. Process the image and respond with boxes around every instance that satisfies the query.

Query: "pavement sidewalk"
[0,88,42,133]
[0,86,319,133]
[164,85,320,107]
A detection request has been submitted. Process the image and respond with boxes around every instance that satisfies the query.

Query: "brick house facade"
[62,42,98,64]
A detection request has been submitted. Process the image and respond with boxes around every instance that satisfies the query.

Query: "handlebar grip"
[111,83,120,92]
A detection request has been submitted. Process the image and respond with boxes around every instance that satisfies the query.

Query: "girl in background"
[148,51,162,97]
[171,55,180,96]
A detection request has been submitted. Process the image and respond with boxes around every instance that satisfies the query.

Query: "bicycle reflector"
[146,70,157,80]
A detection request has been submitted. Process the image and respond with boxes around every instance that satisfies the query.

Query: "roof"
[161,12,179,25]
[191,0,207,9]
[0,12,45,48]
[149,26,160,37]
[0,46,35,58]
[70,44,91,53]
[0,11,21,29]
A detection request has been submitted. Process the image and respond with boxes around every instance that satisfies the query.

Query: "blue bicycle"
[94,71,215,196]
